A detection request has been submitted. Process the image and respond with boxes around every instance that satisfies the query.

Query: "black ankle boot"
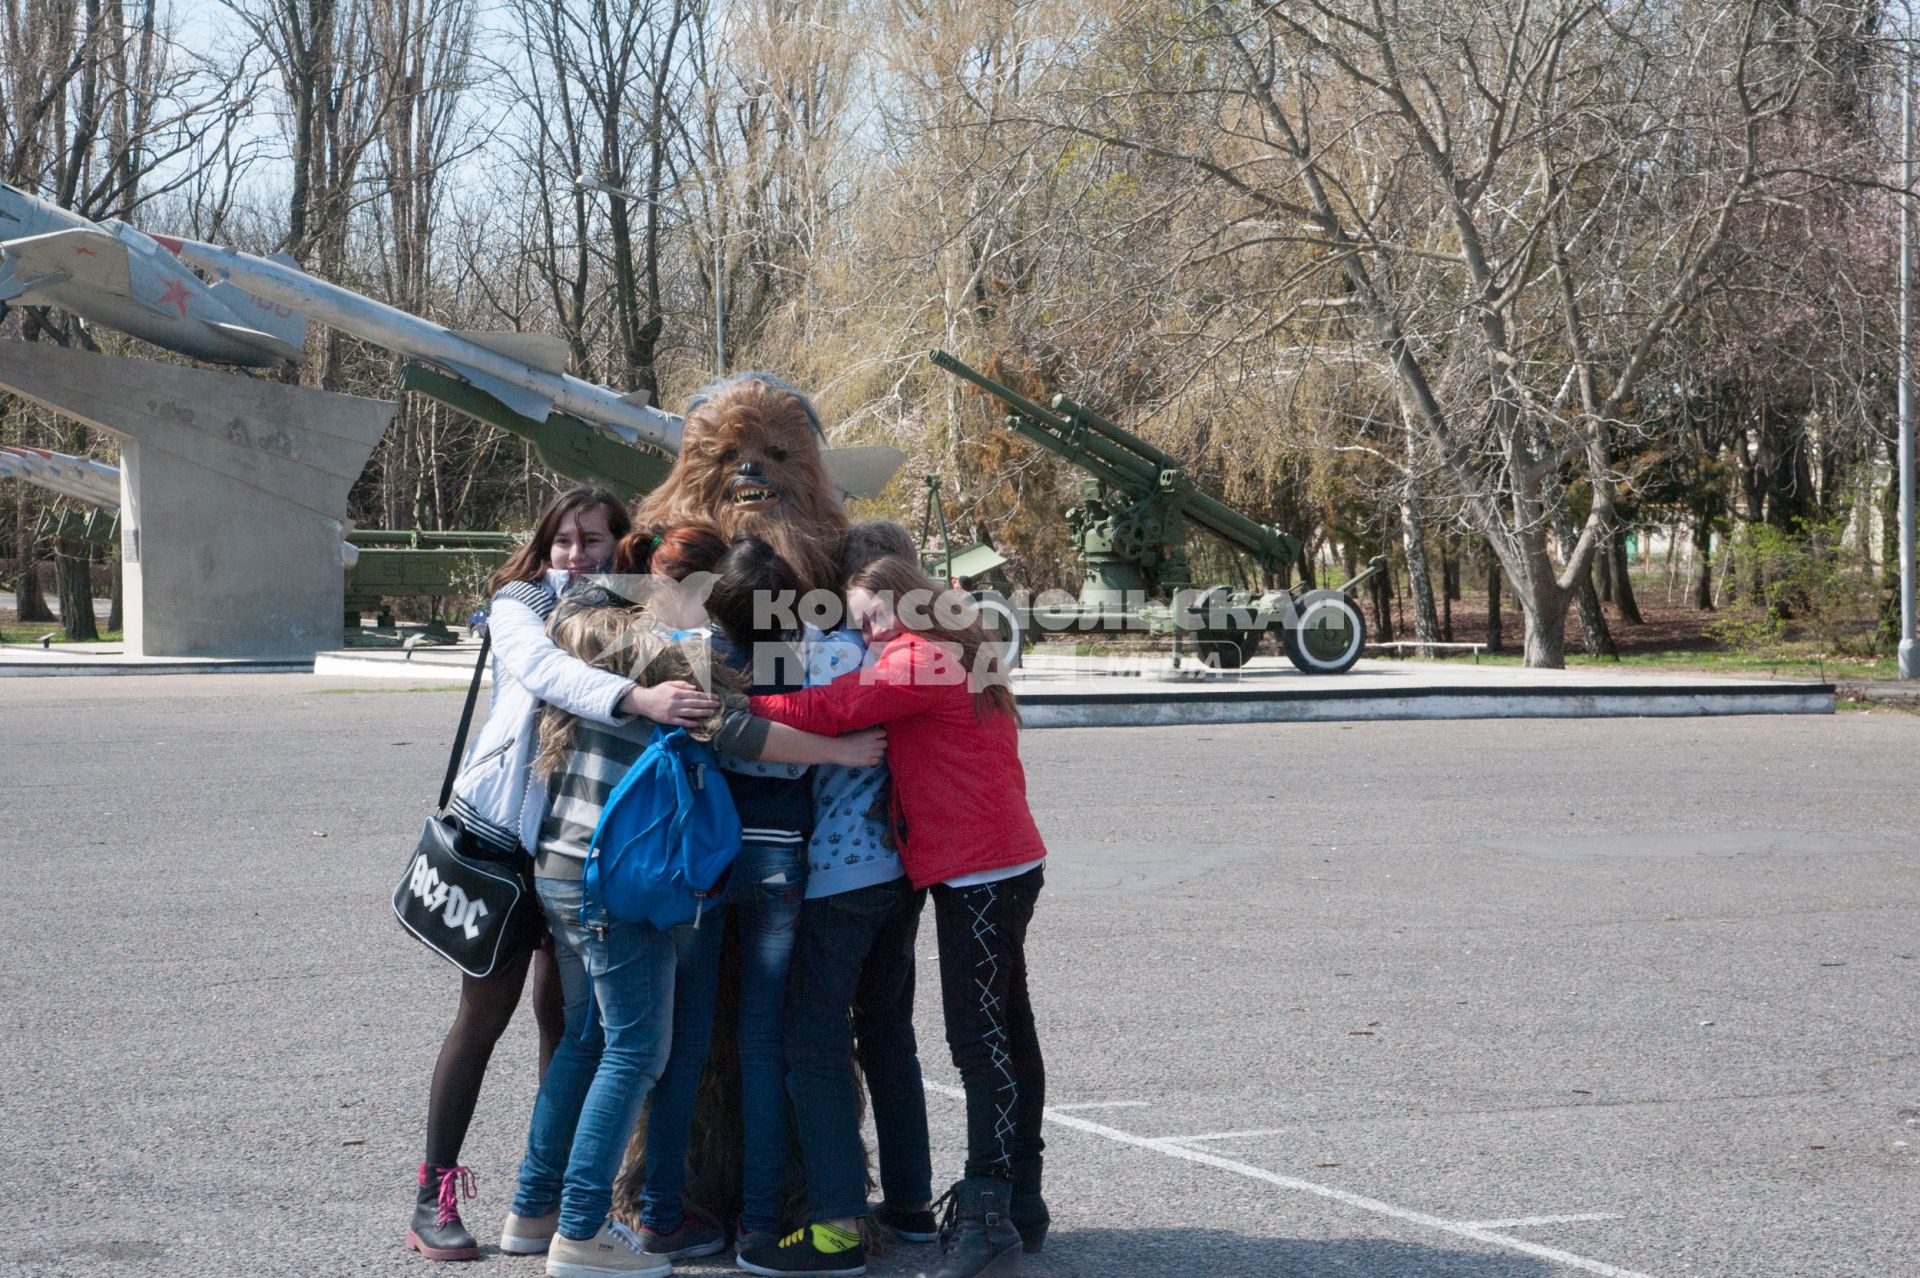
[923,1177,1021,1278]
[406,1163,480,1262]
[1010,1157,1048,1253]
[1008,1194,1048,1254]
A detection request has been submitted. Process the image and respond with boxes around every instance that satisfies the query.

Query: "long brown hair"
[488,485,633,594]
[847,555,1018,723]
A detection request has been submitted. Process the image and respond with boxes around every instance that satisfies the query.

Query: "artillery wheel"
[970,590,1024,670]
[1283,589,1366,674]
[1194,629,1260,669]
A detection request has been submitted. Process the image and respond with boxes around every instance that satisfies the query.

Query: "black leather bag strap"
[438,631,493,813]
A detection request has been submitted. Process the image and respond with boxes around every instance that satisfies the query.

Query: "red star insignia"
[73,245,98,257]
[157,276,193,318]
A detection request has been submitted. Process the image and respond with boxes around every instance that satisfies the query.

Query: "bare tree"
[997,0,1882,664]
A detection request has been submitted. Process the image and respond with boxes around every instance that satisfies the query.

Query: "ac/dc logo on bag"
[405,852,492,939]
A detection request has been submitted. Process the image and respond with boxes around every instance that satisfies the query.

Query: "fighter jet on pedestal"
[0,180,904,498]
[0,181,306,367]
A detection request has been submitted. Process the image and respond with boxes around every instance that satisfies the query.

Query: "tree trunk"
[13,485,54,621]
[1522,584,1566,667]
[56,543,98,641]
[1611,532,1644,625]
[1400,497,1441,655]
[1485,540,1503,653]
[1572,564,1617,658]
[1880,463,1901,649]
[1368,561,1394,643]
[107,552,122,632]
[14,552,54,622]
[1594,528,1616,603]
[1691,517,1715,611]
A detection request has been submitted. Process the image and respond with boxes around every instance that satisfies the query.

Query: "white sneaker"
[501,1209,559,1255]
[546,1220,673,1278]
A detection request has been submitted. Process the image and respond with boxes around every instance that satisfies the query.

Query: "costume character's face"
[636,377,848,596]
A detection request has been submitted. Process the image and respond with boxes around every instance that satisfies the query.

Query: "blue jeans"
[512,876,678,1241]
[785,875,931,1221]
[639,838,803,1234]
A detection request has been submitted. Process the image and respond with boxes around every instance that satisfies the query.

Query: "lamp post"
[1902,39,1918,679]
[574,172,731,375]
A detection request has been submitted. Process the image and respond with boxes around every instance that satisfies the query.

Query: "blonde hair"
[531,597,741,780]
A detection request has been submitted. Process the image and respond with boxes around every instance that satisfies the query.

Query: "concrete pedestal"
[0,342,394,659]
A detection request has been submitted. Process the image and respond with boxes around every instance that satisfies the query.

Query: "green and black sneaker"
[736,1222,867,1277]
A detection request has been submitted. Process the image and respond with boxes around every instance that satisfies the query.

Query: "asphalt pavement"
[2,674,1915,1278]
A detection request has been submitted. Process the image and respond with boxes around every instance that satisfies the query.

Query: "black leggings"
[421,938,565,1169]
[931,865,1046,1185]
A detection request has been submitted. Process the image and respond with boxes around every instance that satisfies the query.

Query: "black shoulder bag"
[391,634,539,978]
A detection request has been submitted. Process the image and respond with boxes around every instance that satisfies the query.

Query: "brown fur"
[634,376,849,598]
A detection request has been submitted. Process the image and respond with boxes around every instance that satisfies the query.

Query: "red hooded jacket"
[749,631,1046,889]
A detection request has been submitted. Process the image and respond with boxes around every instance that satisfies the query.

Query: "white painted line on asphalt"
[1160,1127,1293,1143]
[1047,1101,1151,1111]
[926,1083,1655,1278]
[1463,1214,1624,1230]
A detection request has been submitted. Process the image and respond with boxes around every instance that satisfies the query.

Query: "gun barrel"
[1054,396,1294,562]
[931,349,1299,567]
[1050,395,1182,473]
[928,349,1076,433]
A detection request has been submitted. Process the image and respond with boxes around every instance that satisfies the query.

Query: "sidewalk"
[309,643,1834,726]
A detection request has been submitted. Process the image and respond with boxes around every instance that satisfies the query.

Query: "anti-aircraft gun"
[928,350,1381,673]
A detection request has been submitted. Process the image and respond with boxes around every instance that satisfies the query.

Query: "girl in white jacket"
[408,486,721,1262]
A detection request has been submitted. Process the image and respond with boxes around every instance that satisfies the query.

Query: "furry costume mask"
[635,374,849,597]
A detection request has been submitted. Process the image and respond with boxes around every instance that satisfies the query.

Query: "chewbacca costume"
[609,375,853,1239]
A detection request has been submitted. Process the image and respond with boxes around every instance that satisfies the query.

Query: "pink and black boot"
[406,1163,480,1261]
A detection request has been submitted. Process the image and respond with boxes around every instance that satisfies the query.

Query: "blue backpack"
[584,726,743,929]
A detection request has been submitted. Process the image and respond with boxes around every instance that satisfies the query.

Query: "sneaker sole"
[643,1238,727,1260]
[406,1229,481,1262]
[500,1234,553,1255]
[736,1257,866,1278]
[545,1260,671,1278]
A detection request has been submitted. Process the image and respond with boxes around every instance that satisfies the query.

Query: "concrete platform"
[303,644,1834,725]
[0,642,308,676]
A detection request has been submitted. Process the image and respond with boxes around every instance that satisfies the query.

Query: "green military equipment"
[33,503,119,548]
[928,349,1380,672]
[343,527,519,630]
[341,364,678,627]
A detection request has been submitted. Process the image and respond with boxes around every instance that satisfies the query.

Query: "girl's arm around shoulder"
[749,633,959,735]
[487,588,633,725]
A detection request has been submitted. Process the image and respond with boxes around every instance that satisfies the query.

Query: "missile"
[156,236,684,456]
[0,444,122,509]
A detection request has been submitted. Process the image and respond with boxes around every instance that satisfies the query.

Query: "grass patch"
[1834,696,1920,715]
[1442,647,1895,681]
[1,624,123,645]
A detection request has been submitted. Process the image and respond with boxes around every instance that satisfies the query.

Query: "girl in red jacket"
[750,555,1046,1278]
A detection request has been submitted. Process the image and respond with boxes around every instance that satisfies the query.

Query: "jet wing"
[210,321,305,365]
[0,227,132,298]
[440,359,556,424]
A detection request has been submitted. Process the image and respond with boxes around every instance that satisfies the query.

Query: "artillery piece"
[929,350,1380,672]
